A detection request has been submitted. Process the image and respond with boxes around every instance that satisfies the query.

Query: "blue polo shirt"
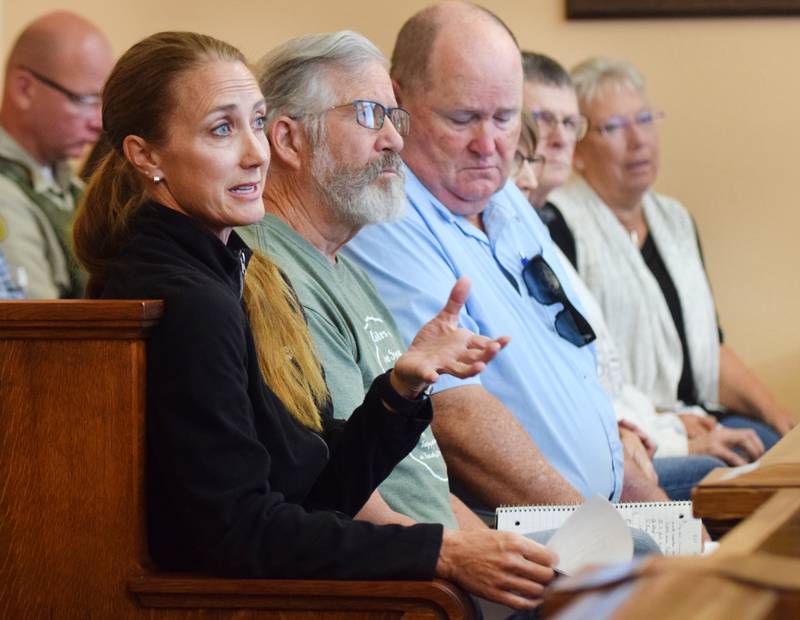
[343,166,624,500]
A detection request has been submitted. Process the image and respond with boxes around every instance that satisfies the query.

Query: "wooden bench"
[0,300,474,619]
[692,425,800,531]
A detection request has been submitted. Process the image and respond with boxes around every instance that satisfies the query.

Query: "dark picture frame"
[567,0,800,19]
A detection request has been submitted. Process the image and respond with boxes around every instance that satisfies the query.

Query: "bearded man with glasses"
[0,11,112,298]
[241,31,493,537]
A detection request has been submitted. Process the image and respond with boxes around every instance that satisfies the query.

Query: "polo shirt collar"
[402,162,516,245]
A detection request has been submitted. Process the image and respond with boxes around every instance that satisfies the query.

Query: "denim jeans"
[653,455,726,501]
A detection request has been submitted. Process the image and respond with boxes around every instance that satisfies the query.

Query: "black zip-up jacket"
[101,202,443,579]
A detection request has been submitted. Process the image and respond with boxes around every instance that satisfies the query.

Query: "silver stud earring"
[153,175,162,183]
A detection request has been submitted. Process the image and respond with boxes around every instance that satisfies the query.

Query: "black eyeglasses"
[532,110,588,141]
[512,152,545,176]
[522,255,596,347]
[18,65,101,108]
[592,109,664,138]
[329,100,411,136]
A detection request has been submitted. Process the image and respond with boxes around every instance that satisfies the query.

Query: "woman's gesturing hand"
[390,277,510,399]
[436,529,558,610]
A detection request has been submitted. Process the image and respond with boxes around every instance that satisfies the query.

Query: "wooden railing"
[692,425,800,531]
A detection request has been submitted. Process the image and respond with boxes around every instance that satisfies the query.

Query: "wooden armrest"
[692,426,800,529]
[714,488,800,559]
[605,573,778,620]
[129,575,476,619]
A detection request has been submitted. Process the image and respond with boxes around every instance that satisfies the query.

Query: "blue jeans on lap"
[653,455,726,501]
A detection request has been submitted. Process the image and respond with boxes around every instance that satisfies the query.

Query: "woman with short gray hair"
[549,57,792,464]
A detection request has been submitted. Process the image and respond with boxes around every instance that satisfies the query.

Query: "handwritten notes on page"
[498,498,702,558]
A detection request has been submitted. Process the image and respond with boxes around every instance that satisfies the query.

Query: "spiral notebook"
[496,501,702,555]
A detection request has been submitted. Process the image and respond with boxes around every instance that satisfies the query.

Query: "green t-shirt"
[240,215,458,529]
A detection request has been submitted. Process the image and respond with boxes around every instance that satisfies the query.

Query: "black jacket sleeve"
[145,285,443,581]
[307,372,433,515]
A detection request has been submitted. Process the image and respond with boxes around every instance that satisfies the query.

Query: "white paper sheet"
[544,495,634,576]
[717,460,760,481]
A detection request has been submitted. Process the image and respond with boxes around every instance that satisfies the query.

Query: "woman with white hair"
[548,57,793,463]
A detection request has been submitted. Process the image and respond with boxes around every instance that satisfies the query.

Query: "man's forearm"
[449,493,488,530]
[718,344,795,433]
[431,385,583,508]
[354,490,416,526]
[354,490,488,532]
[620,452,669,501]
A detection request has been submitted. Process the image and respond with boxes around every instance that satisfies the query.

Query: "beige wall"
[4,0,800,415]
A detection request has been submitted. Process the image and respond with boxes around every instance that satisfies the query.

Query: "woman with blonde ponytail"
[72,30,517,592]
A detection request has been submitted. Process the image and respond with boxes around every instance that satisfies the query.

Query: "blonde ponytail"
[244,252,328,431]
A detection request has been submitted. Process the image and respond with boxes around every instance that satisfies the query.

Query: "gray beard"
[311,148,407,227]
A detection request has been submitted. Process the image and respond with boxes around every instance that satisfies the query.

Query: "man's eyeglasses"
[512,152,545,176]
[329,100,411,137]
[522,255,596,347]
[592,109,665,138]
[18,65,101,108]
[532,110,588,141]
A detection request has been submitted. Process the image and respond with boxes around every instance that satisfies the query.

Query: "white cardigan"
[550,176,720,412]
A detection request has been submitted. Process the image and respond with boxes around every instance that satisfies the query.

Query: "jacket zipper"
[238,250,247,300]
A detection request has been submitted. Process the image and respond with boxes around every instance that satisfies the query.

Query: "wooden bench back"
[1,300,162,616]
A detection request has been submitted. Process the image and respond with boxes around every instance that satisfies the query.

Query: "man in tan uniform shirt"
[0,11,112,298]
